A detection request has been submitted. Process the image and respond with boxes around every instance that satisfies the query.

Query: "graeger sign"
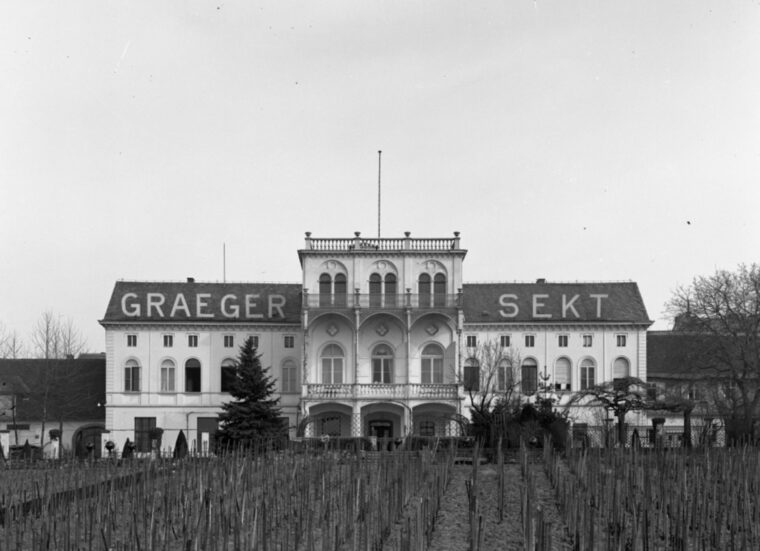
[498,293,609,319]
[119,292,288,319]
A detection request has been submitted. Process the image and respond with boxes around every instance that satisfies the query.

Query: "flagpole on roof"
[377,150,382,239]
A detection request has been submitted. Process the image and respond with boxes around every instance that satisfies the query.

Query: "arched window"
[185,359,201,393]
[319,273,332,306]
[282,359,298,393]
[124,359,140,392]
[220,358,236,393]
[372,344,394,383]
[580,358,596,390]
[433,273,446,306]
[334,273,347,307]
[497,358,511,391]
[521,358,538,395]
[321,344,344,384]
[160,359,176,392]
[613,357,630,380]
[369,273,382,307]
[421,343,444,384]
[554,357,572,391]
[418,274,432,307]
[384,273,397,307]
[464,358,480,391]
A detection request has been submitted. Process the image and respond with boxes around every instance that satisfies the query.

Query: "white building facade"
[101,232,651,452]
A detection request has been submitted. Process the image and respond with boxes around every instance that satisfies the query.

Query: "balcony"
[304,293,461,310]
[305,383,460,401]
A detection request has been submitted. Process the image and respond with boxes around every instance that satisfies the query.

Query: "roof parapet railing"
[303,231,462,251]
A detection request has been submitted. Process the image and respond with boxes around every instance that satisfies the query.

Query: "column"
[351,404,362,437]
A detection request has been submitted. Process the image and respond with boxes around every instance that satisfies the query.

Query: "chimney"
[187,277,195,283]
[536,278,546,284]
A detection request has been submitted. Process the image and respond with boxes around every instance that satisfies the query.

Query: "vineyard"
[1,443,759,550]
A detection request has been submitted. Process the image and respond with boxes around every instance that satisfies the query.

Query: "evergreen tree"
[216,337,284,449]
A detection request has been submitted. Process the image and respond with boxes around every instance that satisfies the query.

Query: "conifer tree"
[216,336,284,448]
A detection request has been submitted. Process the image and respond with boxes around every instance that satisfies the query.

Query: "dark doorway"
[197,417,218,455]
[369,420,393,438]
[74,425,105,459]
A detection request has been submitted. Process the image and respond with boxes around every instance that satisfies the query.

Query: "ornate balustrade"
[302,232,461,252]
[305,383,459,401]
[304,293,460,309]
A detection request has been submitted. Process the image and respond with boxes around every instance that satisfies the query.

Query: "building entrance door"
[368,420,393,438]
[197,417,218,455]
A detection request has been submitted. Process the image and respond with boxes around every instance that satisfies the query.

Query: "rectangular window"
[124,363,140,392]
[583,335,593,347]
[466,335,477,348]
[6,424,30,430]
[127,334,137,347]
[421,357,444,384]
[282,362,298,393]
[581,365,595,390]
[525,335,535,347]
[221,362,236,393]
[223,335,234,348]
[134,417,156,453]
[500,335,511,348]
[284,335,295,349]
[185,362,201,392]
[249,335,260,349]
[647,383,658,401]
[688,385,702,401]
[558,335,568,347]
[616,334,627,347]
[188,334,198,347]
[163,334,173,348]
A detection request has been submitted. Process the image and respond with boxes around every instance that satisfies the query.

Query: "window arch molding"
[159,357,176,392]
[184,357,202,393]
[612,356,630,379]
[320,342,345,385]
[124,357,141,392]
[463,357,480,392]
[421,342,445,384]
[521,357,539,395]
[220,357,237,393]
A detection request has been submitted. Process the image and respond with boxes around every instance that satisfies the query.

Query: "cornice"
[101,321,300,332]
[462,321,650,332]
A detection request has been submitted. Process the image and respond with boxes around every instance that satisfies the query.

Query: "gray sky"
[1,1,758,353]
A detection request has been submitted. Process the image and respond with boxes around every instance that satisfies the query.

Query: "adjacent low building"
[100,232,652,453]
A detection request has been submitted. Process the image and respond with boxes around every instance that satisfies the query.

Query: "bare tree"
[28,311,89,456]
[458,339,521,445]
[666,263,760,445]
[0,322,24,359]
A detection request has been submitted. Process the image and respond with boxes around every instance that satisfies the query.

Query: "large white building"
[101,232,652,453]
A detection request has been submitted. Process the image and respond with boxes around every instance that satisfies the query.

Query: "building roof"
[462,282,651,324]
[101,281,302,324]
[0,356,105,422]
[646,330,727,379]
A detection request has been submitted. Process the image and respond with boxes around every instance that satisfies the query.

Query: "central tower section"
[298,231,467,439]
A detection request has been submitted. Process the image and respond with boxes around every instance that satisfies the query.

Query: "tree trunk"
[682,408,692,448]
[617,412,626,447]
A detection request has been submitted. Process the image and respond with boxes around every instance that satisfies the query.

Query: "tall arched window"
[497,358,511,391]
[384,273,397,307]
[580,358,596,390]
[613,357,630,380]
[464,358,480,391]
[319,273,332,306]
[372,344,394,383]
[321,344,344,384]
[521,358,538,395]
[185,358,201,393]
[124,359,140,392]
[418,274,432,307]
[220,358,236,393]
[334,273,347,307]
[433,273,446,306]
[555,357,572,391]
[421,344,444,384]
[160,359,176,392]
[369,273,382,307]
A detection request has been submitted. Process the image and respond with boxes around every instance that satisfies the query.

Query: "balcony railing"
[305,383,459,401]
[302,232,462,252]
[304,293,461,309]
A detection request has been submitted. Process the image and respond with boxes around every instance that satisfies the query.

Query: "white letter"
[498,294,519,318]
[562,294,580,318]
[268,294,286,318]
[589,294,609,318]
[245,294,264,319]
[146,293,165,317]
[532,294,551,319]
[196,293,214,318]
[121,293,140,317]
[221,294,240,318]
[170,293,191,318]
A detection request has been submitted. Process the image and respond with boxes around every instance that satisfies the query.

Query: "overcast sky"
[1,1,758,353]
